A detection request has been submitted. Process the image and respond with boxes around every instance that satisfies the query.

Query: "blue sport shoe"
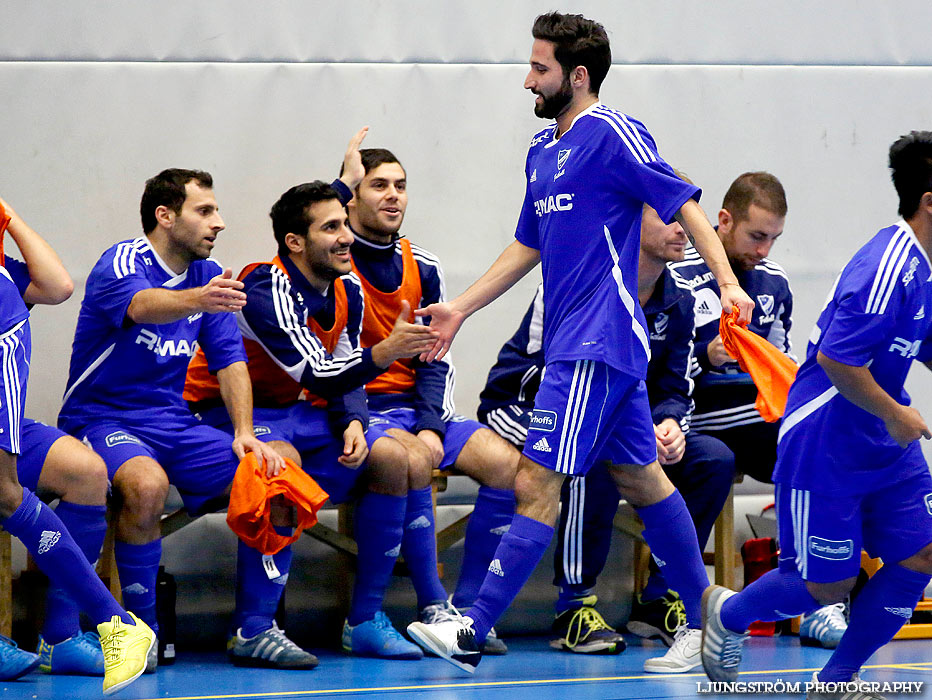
[0,634,40,680]
[799,603,847,649]
[342,611,423,659]
[38,631,105,676]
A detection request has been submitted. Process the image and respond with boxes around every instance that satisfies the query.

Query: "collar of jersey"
[897,218,932,281]
[136,236,190,287]
[279,253,330,305]
[544,101,602,148]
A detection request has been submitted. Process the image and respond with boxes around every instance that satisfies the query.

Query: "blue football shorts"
[522,359,657,476]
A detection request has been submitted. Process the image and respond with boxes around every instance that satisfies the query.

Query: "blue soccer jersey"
[514,103,699,378]
[774,221,932,492]
[0,266,29,334]
[59,236,246,429]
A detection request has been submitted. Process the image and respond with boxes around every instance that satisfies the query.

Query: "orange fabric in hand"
[227,452,330,555]
[718,307,798,422]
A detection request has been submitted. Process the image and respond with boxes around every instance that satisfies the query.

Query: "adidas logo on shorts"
[488,559,505,577]
[531,437,552,453]
[407,515,431,530]
[37,530,61,555]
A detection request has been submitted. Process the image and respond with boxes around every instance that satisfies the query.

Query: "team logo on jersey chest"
[651,313,668,340]
[529,409,558,432]
[924,493,932,516]
[756,294,774,316]
[807,536,854,560]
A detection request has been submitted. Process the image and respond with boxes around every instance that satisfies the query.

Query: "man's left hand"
[339,420,369,468]
[416,429,444,470]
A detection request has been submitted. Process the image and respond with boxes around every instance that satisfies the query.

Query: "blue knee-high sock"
[452,486,515,609]
[720,568,820,632]
[42,501,108,643]
[400,486,448,609]
[114,539,162,635]
[819,564,930,682]
[348,491,406,626]
[636,490,708,627]
[467,514,553,643]
[3,489,128,626]
[641,568,671,602]
[235,529,293,639]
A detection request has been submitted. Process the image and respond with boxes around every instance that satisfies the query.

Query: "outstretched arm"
[0,197,74,305]
[675,199,754,324]
[415,240,540,361]
[127,268,247,324]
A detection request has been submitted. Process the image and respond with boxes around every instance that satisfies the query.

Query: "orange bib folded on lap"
[227,452,330,555]
[718,307,798,422]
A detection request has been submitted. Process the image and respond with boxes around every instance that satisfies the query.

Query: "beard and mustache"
[533,73,574,119]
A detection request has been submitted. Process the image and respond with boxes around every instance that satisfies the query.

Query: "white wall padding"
[2,1,932,65]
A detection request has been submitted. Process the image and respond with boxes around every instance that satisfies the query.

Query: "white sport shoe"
[700,585,749,682]
[643,624,701,673]
[406,614,481,673]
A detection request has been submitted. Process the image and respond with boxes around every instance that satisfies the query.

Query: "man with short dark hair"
[345,147,520,656]
[186,130,442,660]
[58,168,306,670]
[702,131,932,698]
[670,172,792,485]
[406,11,753,672]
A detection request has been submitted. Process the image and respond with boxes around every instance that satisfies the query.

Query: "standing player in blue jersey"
[0,199,154,693]
[478,202,735,672]
[406,12,753,672]
[57,170,316,671]
[701,131,932,698]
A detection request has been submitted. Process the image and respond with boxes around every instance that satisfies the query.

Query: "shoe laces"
[371,612,405,640]
[100,620,126,664]
[566,606,613,647]
[671,624,699,648]
[820,603,847,630]
[422,601,460,624]
[665,597,687,631]
[719,628,748,669]
[262,623,302,652]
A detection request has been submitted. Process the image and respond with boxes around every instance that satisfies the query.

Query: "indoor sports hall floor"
[9,635,931,700]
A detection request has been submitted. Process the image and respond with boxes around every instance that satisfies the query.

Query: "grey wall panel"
[3,1,932,66]
[2,61,931,454]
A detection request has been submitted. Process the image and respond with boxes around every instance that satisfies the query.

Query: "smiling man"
[406,12,753,672]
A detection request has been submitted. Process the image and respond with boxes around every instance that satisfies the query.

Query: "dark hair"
[269,181,341,256]
[140,169,213,234]
[338,148,405,179]
[532,12,611,95]
[722,172,787,222]
[889,131,932,218]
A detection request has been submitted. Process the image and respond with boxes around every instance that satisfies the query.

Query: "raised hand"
[339,126,370,191]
